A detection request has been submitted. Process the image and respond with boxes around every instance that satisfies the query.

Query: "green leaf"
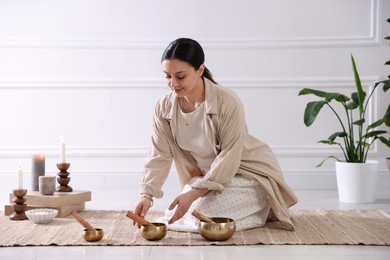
[351,55,364,115]
[298,88,327,98]
[303,101,327,126]
[363,130,387,138]
[327,132,347,142]
[318,140,338,145]
[381,80,390,91]
[385,104,390,127]
[324,93,349,103]
[379,136,390,148]
[352,118,365,125]
[351,91,366,106]
[334,94,350,102]
[367,118,384,130]
[346,100,358,110]
[316,156,341,167]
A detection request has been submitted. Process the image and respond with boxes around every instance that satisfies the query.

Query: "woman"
[134,38,297,231]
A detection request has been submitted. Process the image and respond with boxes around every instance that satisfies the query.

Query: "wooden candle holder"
[10,189,28,220]
[56,163,73,192]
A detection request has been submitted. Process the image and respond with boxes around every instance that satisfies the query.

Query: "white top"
[176,102,216,173]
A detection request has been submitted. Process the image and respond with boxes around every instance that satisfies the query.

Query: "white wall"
[0,0,389,194]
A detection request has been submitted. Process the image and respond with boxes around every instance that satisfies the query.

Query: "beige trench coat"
[140,78,298,230]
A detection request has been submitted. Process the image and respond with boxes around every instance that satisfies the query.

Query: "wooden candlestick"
[192,210,216,224]
[126,211,156,226]
[56,163,73,192]
[70,211,96,231]
[10,189,28,220]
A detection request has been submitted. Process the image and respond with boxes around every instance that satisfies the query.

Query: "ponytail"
[202,67,217,84]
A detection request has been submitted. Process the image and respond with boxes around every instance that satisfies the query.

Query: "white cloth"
[157,175,270,232]
[176,102,215,172]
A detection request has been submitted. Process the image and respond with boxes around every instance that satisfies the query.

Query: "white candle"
[60,136,66,163]
[17,161,23,189]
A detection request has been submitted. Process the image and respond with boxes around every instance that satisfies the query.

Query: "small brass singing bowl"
[140,223,167,241]
[82,228,104,242]
[198,217,236,241]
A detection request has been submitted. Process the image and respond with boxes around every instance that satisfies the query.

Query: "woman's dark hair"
[161,38,217,84]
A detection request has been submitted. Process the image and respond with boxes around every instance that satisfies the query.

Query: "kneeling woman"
[133,38,297,231]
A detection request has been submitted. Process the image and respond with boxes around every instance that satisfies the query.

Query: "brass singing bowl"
[83,228,104,242]
[198,217,236,241]
[140,222,167,241]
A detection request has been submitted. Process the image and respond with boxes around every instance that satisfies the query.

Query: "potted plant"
[385,18,390,173]
[298,55,390,203]
[386,105,390,172]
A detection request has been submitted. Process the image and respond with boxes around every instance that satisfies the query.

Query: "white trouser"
[161,175,270,232]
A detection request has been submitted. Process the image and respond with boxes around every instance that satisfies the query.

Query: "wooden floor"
[1,189,390,259]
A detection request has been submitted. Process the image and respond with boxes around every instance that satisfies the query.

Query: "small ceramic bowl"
[198,217,236,241]
[140,222,167,241]
[83,228,104,242]
[25,208,58,224]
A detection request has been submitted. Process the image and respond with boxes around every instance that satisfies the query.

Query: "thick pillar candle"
[39,175,56,195]
[32,154,45,191]
[60,137,66,163]
[17,161,23,189]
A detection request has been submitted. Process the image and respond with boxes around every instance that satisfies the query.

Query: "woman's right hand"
[133,198,153,228]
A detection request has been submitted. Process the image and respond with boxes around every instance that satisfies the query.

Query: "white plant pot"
[335,160,379,203]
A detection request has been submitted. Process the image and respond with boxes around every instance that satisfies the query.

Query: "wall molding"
[0,36,380,50]
[0,143,382,159]
[0,146,147,158]
[0,169,388,191]
[0,75,384,158]
[0,76,380,89]
[0,0,380,49]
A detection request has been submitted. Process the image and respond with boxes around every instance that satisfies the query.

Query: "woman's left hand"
[168,188,208,224]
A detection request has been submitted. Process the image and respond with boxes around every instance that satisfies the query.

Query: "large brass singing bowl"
[83,228,104,242]
[198,217,236,241]
[140,222,167,241]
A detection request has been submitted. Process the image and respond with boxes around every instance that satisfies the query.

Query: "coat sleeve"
[140,100,173,198]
